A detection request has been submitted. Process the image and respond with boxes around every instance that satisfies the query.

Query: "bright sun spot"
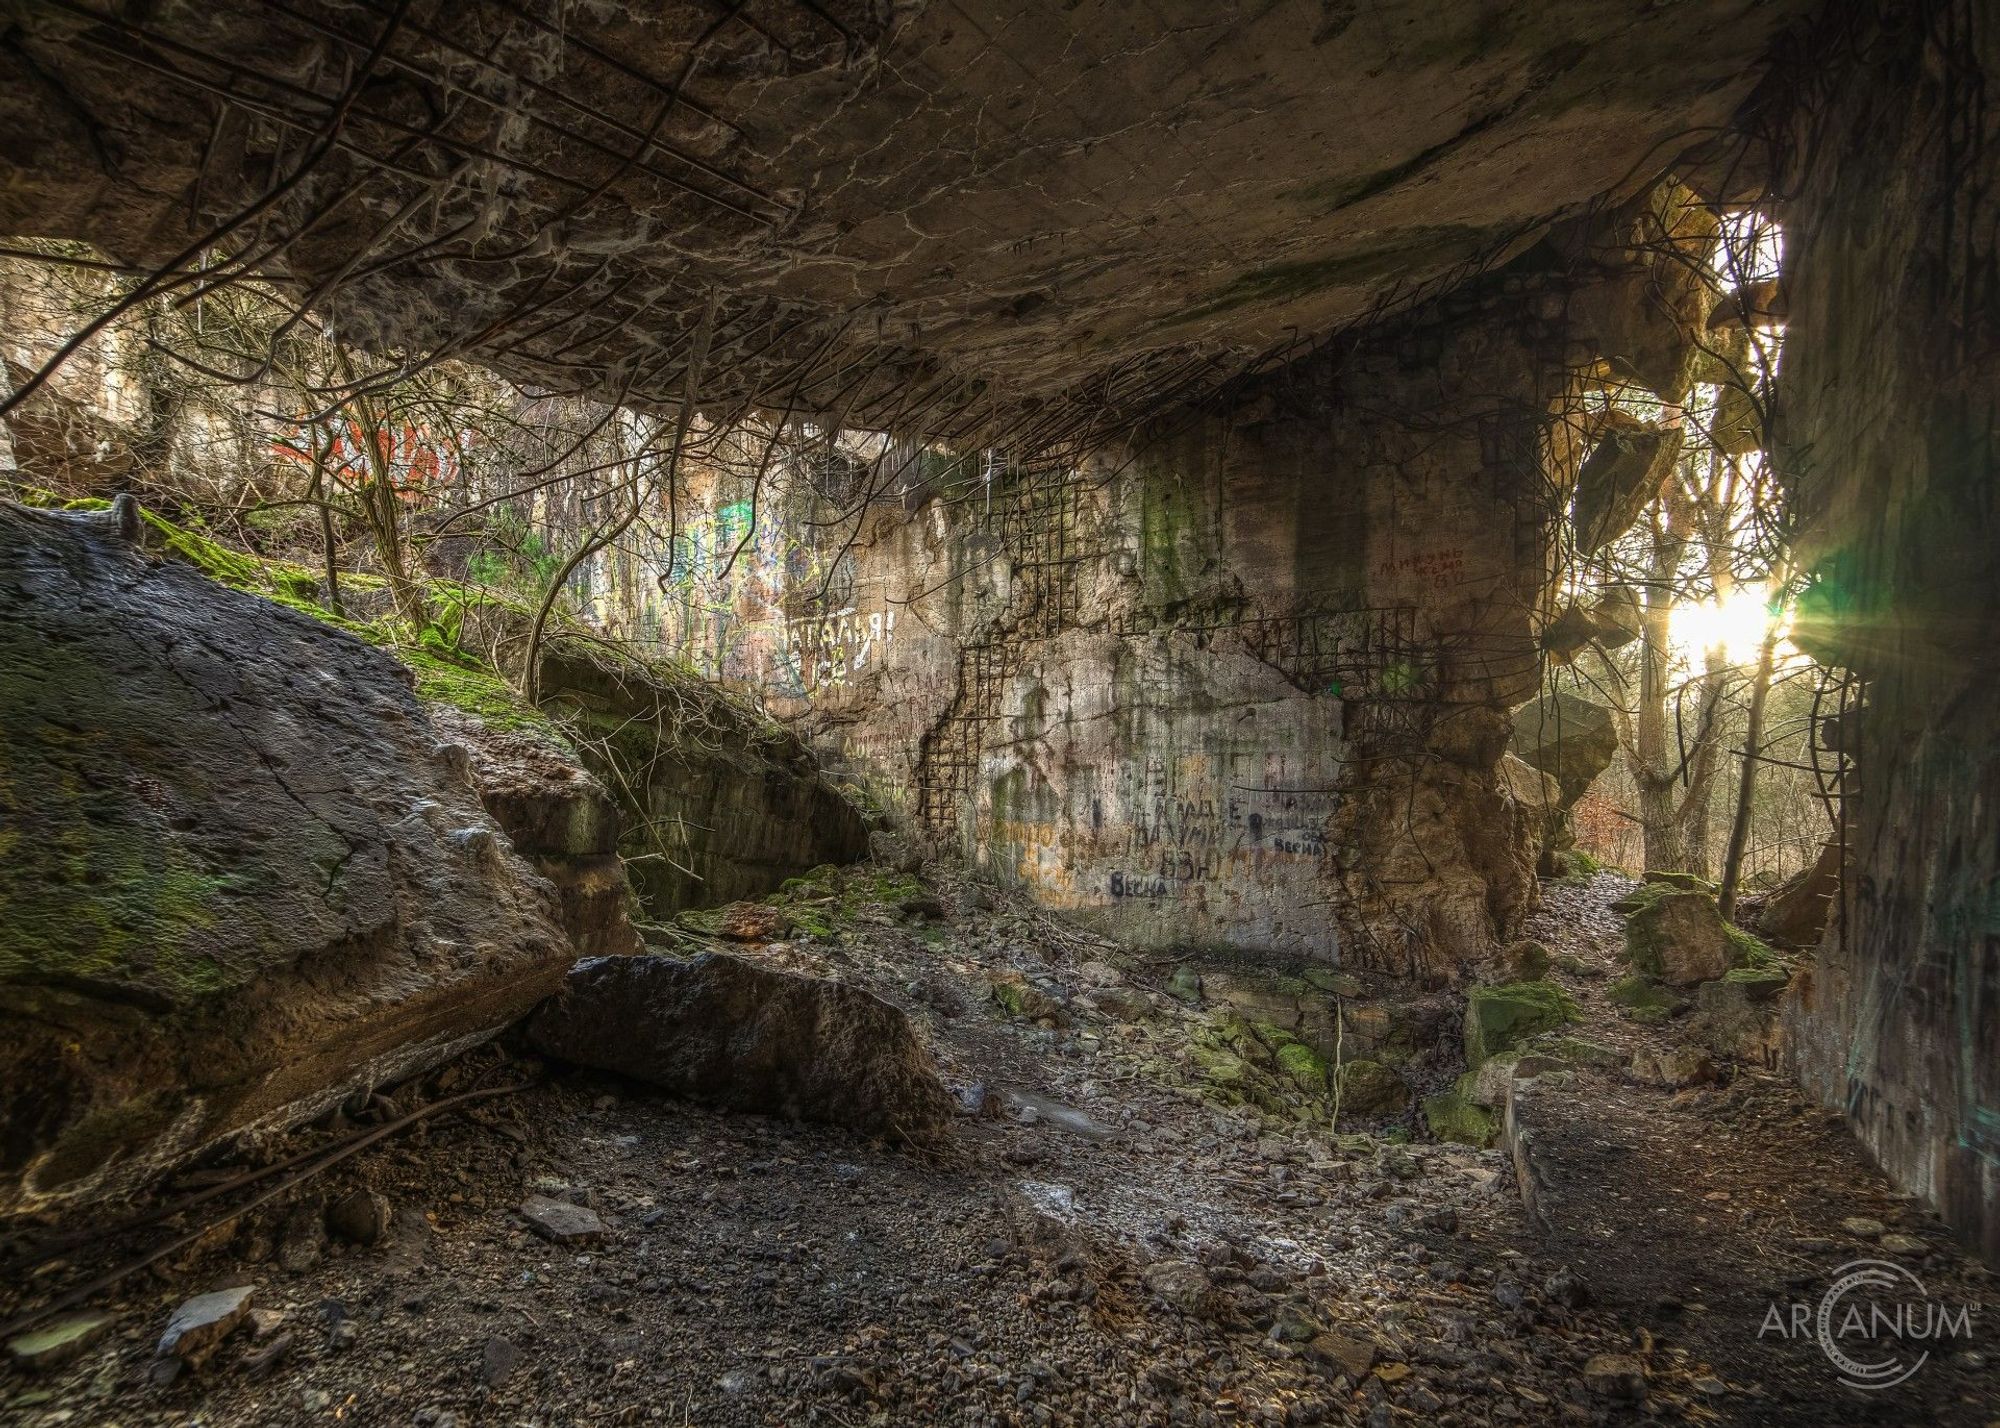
[1671,585,1787,663]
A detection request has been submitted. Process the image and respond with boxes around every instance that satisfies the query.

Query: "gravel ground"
[2,869,1993,1427]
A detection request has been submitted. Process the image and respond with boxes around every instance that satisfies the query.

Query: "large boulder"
[528,953,955,1141]
[534,643,870,918]
[1464,980,1579,1065]
[1508,693,1619,810]
[0,502,589,1215]
[1623,889,1734,985]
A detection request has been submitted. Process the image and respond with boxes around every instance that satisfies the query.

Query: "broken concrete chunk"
[1422,1092,1499,1148]
[528,953,956,1141]
[1141,1259,1214,1316]
[1573,411,1683,552]
[988,971,1070,1027]
[1508,692,1619,807]
[1078,986,1153,1022]
[716,901,794,942]
[158,1285,255,1364]
[7,1313,114,1371]
[519,1194,607,1244]
[482,1334,522,1387]
[247,1308,287,1340]
[1333,1058,1411,1117]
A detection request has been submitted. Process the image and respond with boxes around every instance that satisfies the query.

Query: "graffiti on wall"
[776,605,899,694]
[1097,752,1336,901]
[631,492,901,701]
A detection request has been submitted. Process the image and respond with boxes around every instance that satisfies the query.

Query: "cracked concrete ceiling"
[0,0,1807,437]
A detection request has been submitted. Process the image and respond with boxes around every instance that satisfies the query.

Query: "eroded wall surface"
[645,277,1579,981]
[1779,0,2000,1261]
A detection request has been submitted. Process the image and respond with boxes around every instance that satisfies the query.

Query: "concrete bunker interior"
[0,2,1995,1424]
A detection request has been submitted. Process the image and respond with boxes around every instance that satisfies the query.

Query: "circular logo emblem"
[1815,1259,1931,1391]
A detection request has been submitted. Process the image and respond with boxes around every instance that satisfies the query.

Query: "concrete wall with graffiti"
[616,277,1569,977]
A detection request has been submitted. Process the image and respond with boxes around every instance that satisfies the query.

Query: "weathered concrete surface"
[0,1,1807,429]
[0,501,586,1215]
[1776,0,2000,1264]
[607,261,1635,978]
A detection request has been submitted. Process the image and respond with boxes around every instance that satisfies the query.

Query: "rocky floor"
[2,871,1995,1427]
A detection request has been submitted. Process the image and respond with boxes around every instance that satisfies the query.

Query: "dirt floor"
[2,869,1995,1427]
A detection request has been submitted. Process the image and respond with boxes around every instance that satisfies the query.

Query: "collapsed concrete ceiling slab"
[0,0,1805,437]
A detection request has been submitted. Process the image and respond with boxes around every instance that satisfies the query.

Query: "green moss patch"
[1423,1092,1498,1148]
[1463,980,1579,1065]
[1608,973,1684,1025]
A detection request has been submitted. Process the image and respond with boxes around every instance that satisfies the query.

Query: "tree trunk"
[1631,510,1687,873]
[1718,614,1783,917]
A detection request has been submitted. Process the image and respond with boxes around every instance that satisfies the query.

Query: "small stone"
[247,1308,287,1341]
[327,1318,359,1353]
[1142,1259,1212,1315]
[7,1314,114,1371]
[1581,1353,1646,1399]
[158,1285,255,1365]
[303,1387,332,1412]
[279,1200,327,1272]
[1692,1375,1727,1398]
[520,1194,606,1243]
[1880,1232,1927,1256]
[481,1335,520,1388]
[1630,1046,1716,1089]
[327,1188,393,1246]
[1841,1215,1886,1240]
[1544,1266,1591,1308]
[1307,1330,1378,1380]
[714,901,793,942]
[240,1331,295,1378]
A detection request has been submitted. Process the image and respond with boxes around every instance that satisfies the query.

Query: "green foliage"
[465,508,566,595]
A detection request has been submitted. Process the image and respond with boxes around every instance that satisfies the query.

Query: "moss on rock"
[1423,1091,1498,1147]
[1334,1058,1411,1117]
[1608,973,1684,1025]
[1463,980,1579,1065]
[1267,1030,1331,1094]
